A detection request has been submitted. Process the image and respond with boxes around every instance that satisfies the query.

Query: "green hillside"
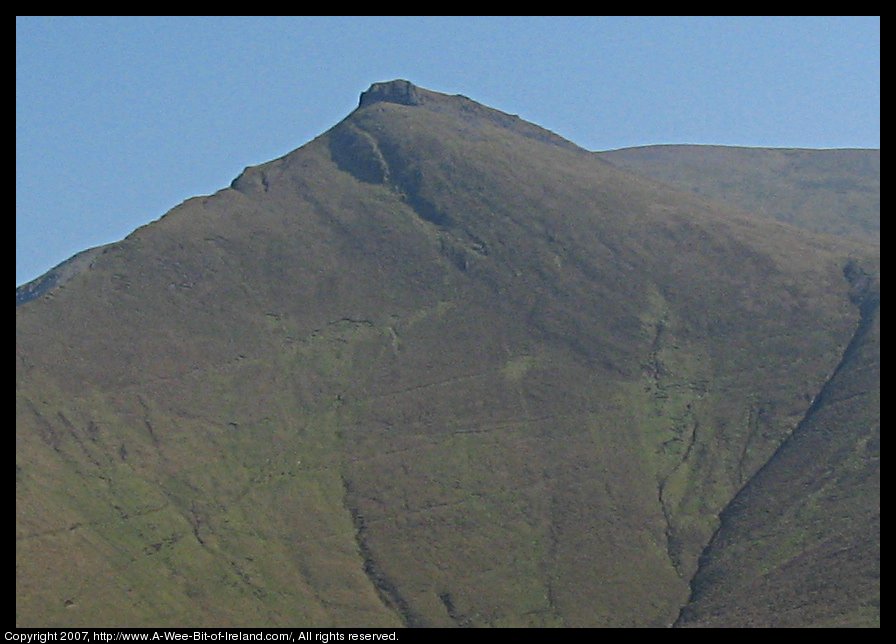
[677,267,880,627]
[16,81,879,627]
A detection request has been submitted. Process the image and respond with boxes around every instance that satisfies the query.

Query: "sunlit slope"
[17,81,878,627]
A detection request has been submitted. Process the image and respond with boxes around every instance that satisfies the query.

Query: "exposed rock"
[16,244,111,306]
[359,79,423,108]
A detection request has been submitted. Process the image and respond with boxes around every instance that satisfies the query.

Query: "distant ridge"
[601,144,880,243]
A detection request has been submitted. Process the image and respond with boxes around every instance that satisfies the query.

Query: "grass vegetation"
[16,81,879,627]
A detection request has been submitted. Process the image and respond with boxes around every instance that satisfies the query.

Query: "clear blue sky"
[16,16,880,286]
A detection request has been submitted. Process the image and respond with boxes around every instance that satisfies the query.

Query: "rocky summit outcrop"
[359,79,423,108]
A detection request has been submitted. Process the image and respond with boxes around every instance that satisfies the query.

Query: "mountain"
[676,265,879,627]
[600,145,880,244]
[16,80,880,627]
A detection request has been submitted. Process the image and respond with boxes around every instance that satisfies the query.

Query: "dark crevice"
[227,559,268,599]
[24,399,62,453]
[658,482,683,578]
[56,412,103,469]
[136,395,161,449]
[438,591,469,626]
[331,318,375,327]
[403,192,454,228]
[342,475,421,627]
[188,503,207,547]
[543,485,565,625]
[644,308,696,580]
[143,420,158,445]
[736,405,761,486]
[681,418,699,465]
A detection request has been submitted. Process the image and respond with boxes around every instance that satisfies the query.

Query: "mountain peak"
[359,79,423,108]
[354,79,582,153]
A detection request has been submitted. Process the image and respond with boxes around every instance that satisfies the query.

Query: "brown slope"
[16,80,875,626]
[600,145,880,243]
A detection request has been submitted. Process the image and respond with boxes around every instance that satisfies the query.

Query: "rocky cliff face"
[359,79,423,107]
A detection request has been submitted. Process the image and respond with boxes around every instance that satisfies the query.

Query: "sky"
[16,16,880,286]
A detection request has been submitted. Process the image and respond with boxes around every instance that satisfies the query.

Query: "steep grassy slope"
[600,145,880,243]
[677,268,879,627]
[16,81,878,627]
